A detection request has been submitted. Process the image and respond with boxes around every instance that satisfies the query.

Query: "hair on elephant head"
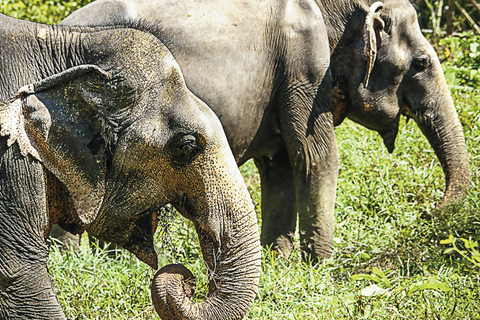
[0,15,260,320]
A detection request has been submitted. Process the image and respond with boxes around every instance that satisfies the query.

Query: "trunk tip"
[151,264,196,319]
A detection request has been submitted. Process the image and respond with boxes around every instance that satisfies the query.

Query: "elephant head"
[0,28,260,319]
[332,0,469,204]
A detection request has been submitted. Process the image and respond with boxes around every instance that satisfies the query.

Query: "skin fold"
[0,14,260,320]
[60,0,469,264]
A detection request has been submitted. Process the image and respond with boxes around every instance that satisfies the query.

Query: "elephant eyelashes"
[412,55,431,72]
[170,134,202,164]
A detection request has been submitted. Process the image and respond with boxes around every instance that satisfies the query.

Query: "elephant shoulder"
[273,0,330,81]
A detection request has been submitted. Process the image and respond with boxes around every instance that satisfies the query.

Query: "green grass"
[1,1,479,318]
[47,82,480,318]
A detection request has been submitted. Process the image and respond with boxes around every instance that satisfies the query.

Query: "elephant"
[320,0,469,204]
[61,0,338,264]
[60,0,470,261]
[0,14,261,320]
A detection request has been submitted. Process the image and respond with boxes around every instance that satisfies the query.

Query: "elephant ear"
[363,1,385,87]
[0,65,114,224]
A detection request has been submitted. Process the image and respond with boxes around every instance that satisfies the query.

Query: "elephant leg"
[0,262,66,319]
[294,158,337,262]
[0,145,65,318]
[278,86,339,262]
[255,150,297,258]
[49,225,80,252]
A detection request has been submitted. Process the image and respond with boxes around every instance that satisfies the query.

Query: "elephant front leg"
[0,262,66,319]
[255,150,297,258]
[279,88,339,262]
[294,155,338,261]
[0,146,66,318]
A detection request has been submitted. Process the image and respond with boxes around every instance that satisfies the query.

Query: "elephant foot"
[300,237,333,264]
[262,234,294,258]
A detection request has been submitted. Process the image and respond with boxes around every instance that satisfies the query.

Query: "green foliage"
[440,33,480,88]
[0,0,94,24]
[441,234,480,268]
[412,0,480,34]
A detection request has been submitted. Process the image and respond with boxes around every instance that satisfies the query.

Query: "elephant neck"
[317,0,366,53]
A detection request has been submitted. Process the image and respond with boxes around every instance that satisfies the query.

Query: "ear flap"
[363,2,385,87]
[0,65,114,224]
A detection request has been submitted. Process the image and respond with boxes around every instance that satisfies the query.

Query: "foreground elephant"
[61,0,470,260]
[0,14,260,319]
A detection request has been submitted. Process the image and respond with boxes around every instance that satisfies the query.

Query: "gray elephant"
[61,0,337,263]
[323,0,469,204]
[61,0,470,261]
[0,14,260,320]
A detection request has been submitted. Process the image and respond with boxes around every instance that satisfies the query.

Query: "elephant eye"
[170,134,202,164]
[412,55,431,72]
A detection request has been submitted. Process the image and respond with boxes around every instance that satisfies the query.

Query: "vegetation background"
[0,0,479,318]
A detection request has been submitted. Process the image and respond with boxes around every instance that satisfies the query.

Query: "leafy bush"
[440,33,480,89]
[0,0,93,24]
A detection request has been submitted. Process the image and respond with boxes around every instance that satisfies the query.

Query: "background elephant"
[0,14,260,320]
[320,0,469,204]
[60,0,470,262]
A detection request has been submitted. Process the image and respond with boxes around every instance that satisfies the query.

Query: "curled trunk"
[151,207,261,320]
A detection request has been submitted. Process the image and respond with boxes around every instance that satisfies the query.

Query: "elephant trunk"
[151,206,261,320]
[151,152,261,320]
[415,92,470,205]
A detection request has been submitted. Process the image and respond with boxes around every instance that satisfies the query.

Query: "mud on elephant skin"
[0,14,260,320]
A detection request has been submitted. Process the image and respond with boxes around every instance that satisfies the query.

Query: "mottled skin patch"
[0,14,260,319]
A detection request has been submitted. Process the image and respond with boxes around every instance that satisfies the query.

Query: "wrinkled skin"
[0,14,260,319]
[61,0,338,265]
[319,0,469,202]
[61,0,470,266]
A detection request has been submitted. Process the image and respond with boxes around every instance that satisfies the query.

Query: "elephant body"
[61,0,470,262]
[62,0,338,262]
[0,14,260,319]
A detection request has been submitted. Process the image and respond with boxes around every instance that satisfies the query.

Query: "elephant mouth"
[121,210,160,269]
